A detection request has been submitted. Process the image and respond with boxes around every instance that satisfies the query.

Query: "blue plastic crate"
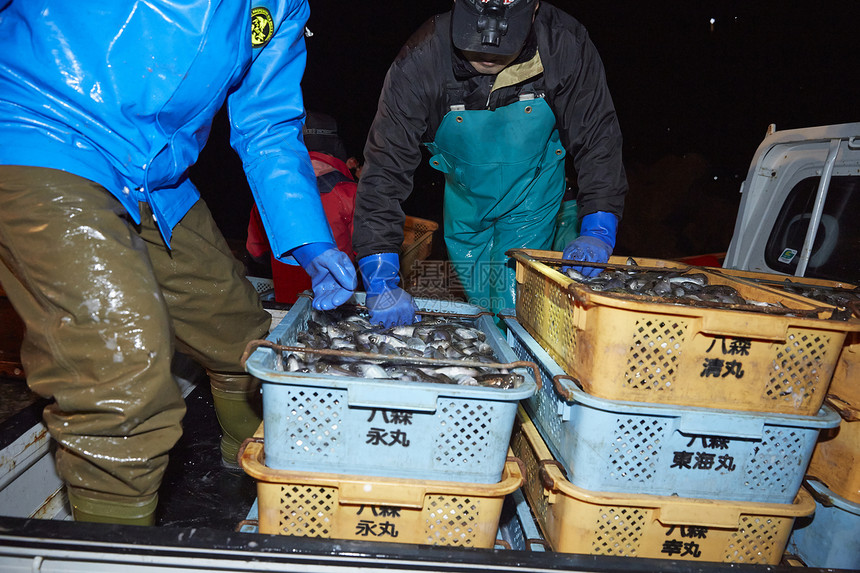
[787,479,860,569]
[495,488,547,552]
[502,314,841,503]
[238,500,259,533]
[245,295,537,484]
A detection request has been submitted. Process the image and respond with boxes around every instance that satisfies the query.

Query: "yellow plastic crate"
[511,249,860,415]
[807,397,860,504]
[832,333,860,407]
[239,427,523,548]
[401,215,438,290]
[511,407,815,564]
[706,269,860,410]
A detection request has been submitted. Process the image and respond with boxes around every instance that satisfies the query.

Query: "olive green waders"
[0,166,270,525]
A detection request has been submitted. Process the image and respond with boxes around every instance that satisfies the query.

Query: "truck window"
[764,175,859,283]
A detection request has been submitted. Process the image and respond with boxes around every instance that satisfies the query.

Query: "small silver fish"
[565,268,586,282]
[351,363,391,379]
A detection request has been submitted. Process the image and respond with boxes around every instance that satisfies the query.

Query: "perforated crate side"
[705,270,860,411]
[512,249,859,415]
[505,317,840,503]
[511,408,815,564]
[248,296,536,484]
[262,383,517,483]
[241,439,522,548]
[807,402,860,504]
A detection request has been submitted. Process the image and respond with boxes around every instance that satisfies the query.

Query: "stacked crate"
[725,275,860,570]
[236,485,547,552]
[790,412,860,571]
[502,249,859,565]
[239,294,536,548]
[400,215,439,291]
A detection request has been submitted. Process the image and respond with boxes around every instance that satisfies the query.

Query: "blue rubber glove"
[358,253,418,328]
[291,242,357,310]
[562,211,618,278]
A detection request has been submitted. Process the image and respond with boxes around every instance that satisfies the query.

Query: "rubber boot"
[208,371,262,469]
[67,486,157,526]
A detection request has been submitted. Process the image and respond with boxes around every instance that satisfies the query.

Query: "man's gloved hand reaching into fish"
[358,252,419,328]
[562,211,619,278]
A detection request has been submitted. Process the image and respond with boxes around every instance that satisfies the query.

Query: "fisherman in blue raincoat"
[353,0,628,326]
[0,0,356,525]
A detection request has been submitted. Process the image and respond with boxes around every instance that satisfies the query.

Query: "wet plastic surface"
[157,381,257,529]
[0,379,40,430]
[0,374,256,530]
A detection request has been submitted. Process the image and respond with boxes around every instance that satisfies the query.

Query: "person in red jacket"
[247,112,360,302]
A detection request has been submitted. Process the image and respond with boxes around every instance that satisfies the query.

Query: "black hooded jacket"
[353,3,628,259]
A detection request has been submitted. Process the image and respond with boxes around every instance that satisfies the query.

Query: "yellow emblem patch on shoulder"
[251,7,274,48]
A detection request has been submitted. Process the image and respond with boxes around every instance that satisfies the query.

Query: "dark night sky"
[193,0,859,260]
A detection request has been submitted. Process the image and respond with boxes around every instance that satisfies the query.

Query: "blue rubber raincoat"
[0,0,333,256]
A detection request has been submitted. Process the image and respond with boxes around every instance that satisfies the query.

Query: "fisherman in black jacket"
[353,0,628,326]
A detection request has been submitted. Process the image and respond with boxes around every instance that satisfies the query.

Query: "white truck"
[2,123,856,572]
[724,122,859,286]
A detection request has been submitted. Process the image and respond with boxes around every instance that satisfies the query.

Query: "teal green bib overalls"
[426,96,566,315]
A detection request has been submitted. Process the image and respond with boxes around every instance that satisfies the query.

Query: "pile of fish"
[780,281,860,321]
[564,258,762,306]
[274,308,524,389]
[781,281,860,309]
